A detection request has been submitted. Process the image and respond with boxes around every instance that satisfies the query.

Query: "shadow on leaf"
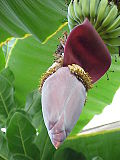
[54,147,86,160]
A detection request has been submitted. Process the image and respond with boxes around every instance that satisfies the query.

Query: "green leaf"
[2,38,17,65]
[6,112,40,160]
[0,131,11,160]
[0,67,14,83]
[0,48,5,72]
[7,25,68,105]
[54,128,120,160]
[107,46,119,54]
[35,119,55,160]
[10,154,32,160]
[0,67,15,127]
[25,90,41,116]
[0,28,11,47]
[6,109,30,128]
[24,89,55,159]
[53,148,86,160]
[23,89,55,159]
[25,89,42,128]
[0,0,67,44]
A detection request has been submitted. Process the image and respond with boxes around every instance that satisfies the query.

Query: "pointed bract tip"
[52,139,62,149]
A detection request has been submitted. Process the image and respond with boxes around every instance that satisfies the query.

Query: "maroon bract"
[64,19,111,83]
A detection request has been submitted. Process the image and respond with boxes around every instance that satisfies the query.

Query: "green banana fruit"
[95,0,100,18]
[73,0,83,23]
[68,14,78,31]
[68,1,79,23]
[102,5,118,28]
[90,0,96,18]
[102,27,120,39]
[90,0,100,19]
[67,0,120,48]
[95,0,108,29]
[81,0,90,18]
[104,37,120,46]
[97,4,118,32]
[105,15,120,32]
[103,4,112,19]
[90,0,97,24]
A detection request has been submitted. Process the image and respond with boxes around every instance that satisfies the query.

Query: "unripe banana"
[67,0,120,48]
[68,1,79,23]
[103,5,112,19]
[90,0,96,19]
[81,0,90,18]
[104,37,120,46]
[68,14,78,31]
[95,0,108,29]
[105,15,120,32]
[102,27,120,39]
[90,0,99,24]
[102,5,118,28]
[97,4,118,32]
[73,0,84,23]
[95,0,100,17]
[68,13,76,25]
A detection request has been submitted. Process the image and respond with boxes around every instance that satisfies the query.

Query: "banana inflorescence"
[68,0,120,47]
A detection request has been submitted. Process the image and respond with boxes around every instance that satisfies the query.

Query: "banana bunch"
[68,0,120,48]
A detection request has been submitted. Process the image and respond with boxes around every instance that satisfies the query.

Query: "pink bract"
[41,67,86,149]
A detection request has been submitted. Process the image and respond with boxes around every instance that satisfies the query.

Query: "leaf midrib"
[18,123,27,156]
[40,136,48,160]
[0,74,12,86]
[0,92,9,117]
[0,154,8,160]
[12,153,33,160]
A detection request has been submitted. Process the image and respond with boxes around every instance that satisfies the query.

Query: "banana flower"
[39,19,111,149]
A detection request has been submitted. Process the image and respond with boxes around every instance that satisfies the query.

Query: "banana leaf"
[54,125,120,160]
[0,0,67,45]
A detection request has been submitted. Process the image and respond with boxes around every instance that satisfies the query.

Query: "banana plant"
[0,0,120,159]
